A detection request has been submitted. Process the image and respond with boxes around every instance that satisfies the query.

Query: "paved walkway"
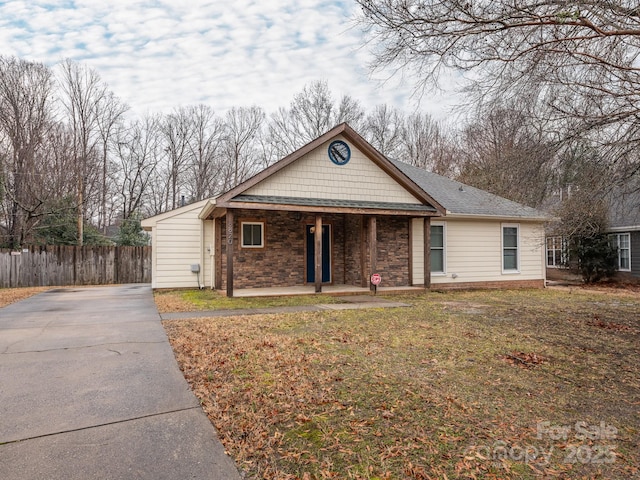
[160,295,411,321]
[0,285,240,480]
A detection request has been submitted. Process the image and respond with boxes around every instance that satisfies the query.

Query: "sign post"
[370,273,381,295]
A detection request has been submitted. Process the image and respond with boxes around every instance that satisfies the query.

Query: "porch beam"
[369,216,377,291]
[424,217,431,289]
[314,214,322,293]
[216,200,437,217]
[226,209,234,297]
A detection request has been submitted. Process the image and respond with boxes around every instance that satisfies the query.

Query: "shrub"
[572,234,618,283]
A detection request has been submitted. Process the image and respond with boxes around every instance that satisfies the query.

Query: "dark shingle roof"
[390,159,549,219]
[232,195,436,212]
[608,190,640,229]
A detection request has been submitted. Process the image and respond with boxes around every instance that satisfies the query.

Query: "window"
[546,236,568,267]
[430,223,445,274]
[241,222,264,248]
[502,224,519,273]
[610,233,631,271]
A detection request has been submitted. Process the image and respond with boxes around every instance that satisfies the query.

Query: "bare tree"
[224,106,265,189]
[161,107,195,210]
[184,104,227,200]
[0,56,54,248]
[96,91,128,232]
[112,116,160,220]
[267,80,365,159]
[456,106,555,208]
[399,113,458,176]
[363,104,405,158]
[356,1,640,178]
[59,59,108,245]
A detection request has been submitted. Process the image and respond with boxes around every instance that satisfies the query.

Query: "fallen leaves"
[0,286,49,308]
[500,351,547,369]
[163,288,640,479]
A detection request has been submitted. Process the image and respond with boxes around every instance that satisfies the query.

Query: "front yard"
[163,288,639,479]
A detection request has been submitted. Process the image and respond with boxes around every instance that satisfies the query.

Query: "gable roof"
[390,159,549,220]
[608,189,640,231]
[215,123,446,215]
[141,198,210,230]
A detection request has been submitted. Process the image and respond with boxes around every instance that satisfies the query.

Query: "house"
[142,123,549,295]
[544,189,640,279]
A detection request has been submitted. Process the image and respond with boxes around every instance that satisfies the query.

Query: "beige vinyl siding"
[412,218,545,285]
[411,218,424,285]
[245,135,421,204]
[153,205,205,289]
[203,219,213,288]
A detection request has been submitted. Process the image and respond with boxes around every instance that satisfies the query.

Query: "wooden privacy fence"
[0,245,151,288]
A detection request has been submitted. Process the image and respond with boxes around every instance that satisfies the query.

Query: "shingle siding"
[632,231,640,277]
[245,135,422,205]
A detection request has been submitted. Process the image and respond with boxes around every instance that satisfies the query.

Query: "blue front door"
[306,225,331,283]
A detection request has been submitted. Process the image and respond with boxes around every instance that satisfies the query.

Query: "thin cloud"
[0,0,457,119]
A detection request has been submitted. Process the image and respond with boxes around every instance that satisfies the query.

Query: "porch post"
[369,216,377,291]
[314,214,322,293]
[226,209,234,297]
[360,216,367,287]
[214,217,222,290]
[424,216,431,289]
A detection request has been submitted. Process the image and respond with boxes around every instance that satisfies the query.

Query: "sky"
[0,0,458,120]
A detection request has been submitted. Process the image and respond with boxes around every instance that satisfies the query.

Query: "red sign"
[370,273,381,286]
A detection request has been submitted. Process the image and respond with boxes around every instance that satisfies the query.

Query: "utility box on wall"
[190,264,200,273]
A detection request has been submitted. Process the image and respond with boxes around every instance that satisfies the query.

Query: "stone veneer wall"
[220,210,411,290]
[374,216,410,287]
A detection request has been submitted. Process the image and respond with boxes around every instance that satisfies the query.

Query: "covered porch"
[202,200,439,297]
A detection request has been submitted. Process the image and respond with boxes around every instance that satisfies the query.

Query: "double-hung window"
[430,223,445,274]
[502,224,519,273]
[610,233,631,271]
[546,236,567,267]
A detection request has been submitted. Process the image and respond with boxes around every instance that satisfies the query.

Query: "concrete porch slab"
[231,284,424,298]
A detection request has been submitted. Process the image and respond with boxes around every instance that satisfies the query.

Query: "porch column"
[226,209,234,297]
[424,217,431,289]
[369,216,377,291]
[314,214,322,293]
[214,217,222,290]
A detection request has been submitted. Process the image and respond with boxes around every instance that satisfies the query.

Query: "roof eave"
[445,212,551,222]
[198,200,217,220]
[609,225,640,232]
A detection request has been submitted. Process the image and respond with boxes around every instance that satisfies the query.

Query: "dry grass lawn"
[163,288,640,479]
[155,288,341,313]
[0,287,50,308]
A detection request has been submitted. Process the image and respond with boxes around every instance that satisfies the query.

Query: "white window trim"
[546,235,567,268]
[430,221,446,276]
[502,223,520,274]
[612,233,631,272]
[241,221,264,248]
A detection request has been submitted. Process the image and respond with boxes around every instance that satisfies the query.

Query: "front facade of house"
[142,124,548,295]
[545,190,640,279]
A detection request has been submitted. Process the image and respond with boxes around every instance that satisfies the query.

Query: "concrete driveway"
[0,285,240,480]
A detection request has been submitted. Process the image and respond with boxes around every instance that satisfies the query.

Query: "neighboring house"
[142,123,549,295]
[608,190,640,277]
[543,189,639,279]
